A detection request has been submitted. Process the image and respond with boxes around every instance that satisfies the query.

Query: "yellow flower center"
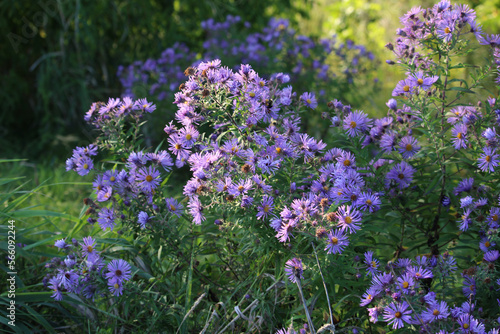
[343,160,351,167]
[276,147,282,154]
[114,283,120,289]
[110,176,116,182]
[350,121,357,129]
[417,78,424,85]
[485,155,492,162]
[492,214,498,221]
[146,175,153,182]
[405,144,413,151]
[371,261,377,268]
[238,186,244,192]
[433,309,440,316]
[83,163,89,169]
[398,173,405,179]
[403,85,410,92]
[445,27,451,34]
[344,216,352,224]
[402,281,409,289]
[263,205,270,213]
[463,323,469,329]
[485,241,491,247]
[232,147,238,153]
[175,144,181,150]
[259,81,265,87]
[331,237,338,244]
[306,99,312,104]
[249,92,255,98]
[186,134,192,140]
[395,311,402,318]
[87,245,93,253]
[366,199,372,205]
[457,133,463,139]
[170,204,176,211]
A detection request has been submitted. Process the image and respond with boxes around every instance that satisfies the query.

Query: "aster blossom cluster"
[45,237,133,301]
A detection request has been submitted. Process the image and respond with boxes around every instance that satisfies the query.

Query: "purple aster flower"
[97,207,116,231]
[396,273,415,294]
[284,257,304,283]
[148,151,174,172]
[488,207,500,228]
[228,179,253,197]
[408,266,433,280]
[256,195,274,220]
[188,196,205,225]
[380,132,397,153]
[336,150,356,168]
[364,251,380,276]
[454,178,474,195]
[385,161,415,189]
[127,151,149,171]
[343,110,371,137]
[336,205,362,234]
[168,134,191,160]
[54,239,69,250]
[421,301,450,323]
[106,259,132,283]
[358,192,381,213]
[324,229,349,254]
[276,221,295,242]
[398,136,420,159]
[137,211,152,229]
[451,123,468,149]
[134,98,156,113]
[436,19,455,42]
[392,79,416,96]
[178,125,199,147]
[360,287,380,306]
[462,275,476,298]
[409,72,439,90]
[75,156,93,176]
[49,277,63,301]
[484,250,500,262]
[300,92,318,109]
[383,301,412,329]
[368,306,382,323]
[386,98,398,110]
[135,166,161,193]
[478,147,499,172]
[108,277,124,296]
[165,198,183,217]
[81,236,98,260]
[99,97,121,115]
[479,34,500,47]
[479,237,495,252]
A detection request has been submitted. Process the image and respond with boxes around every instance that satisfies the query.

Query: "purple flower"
[137,211,151,229]
[408,72,438,90]
[165,198,184,217]
[462,275,475,298]
[396,273,414,294]
[336,205,362,234]
[256,195,274,220]
[108,277,124,296]
[97,207,116,231]
[49,277,63,301]
[421,301,450,323]
[284,257,304,283]
[300,92,318,109]
[343,110,371,137]
[228,179,253,197]
[136,166,161,193]
[134,98,156,113]
[106,259,132,283]
[454,178,474,195]
[188,196,205,225]
[451,123,468,149]
[364,251,380,276]
[81,236,98,260]
[392,79,415,96]
[75,156,94,176]
[358,192,381,212]
[54,239,69,250]
[385,161,415,189]
[478,147,499,172]
[324,229,349,254]
[484,250,500,262]
[383,301,412,329]
[408,266,433,280]
[398,136,420,159]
